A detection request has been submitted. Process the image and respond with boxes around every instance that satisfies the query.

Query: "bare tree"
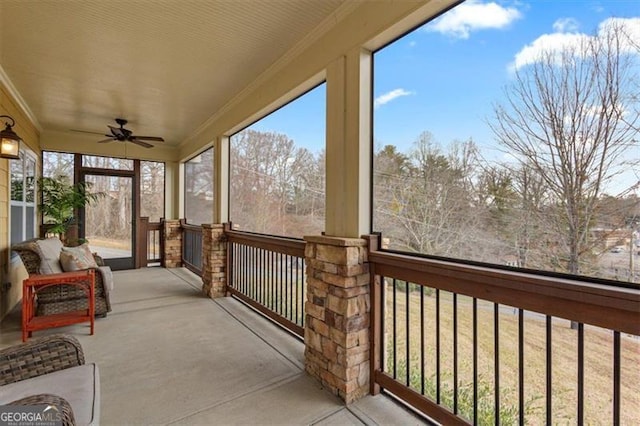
[185,148,214,225]
[490,22,640,277]
[375,132,482,257]
[141,161,165,222]
[230,129,324,237]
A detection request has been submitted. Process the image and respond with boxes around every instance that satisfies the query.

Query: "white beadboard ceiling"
[0,0,347,148]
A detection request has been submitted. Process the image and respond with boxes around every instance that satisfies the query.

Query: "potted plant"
[39,176,103,246]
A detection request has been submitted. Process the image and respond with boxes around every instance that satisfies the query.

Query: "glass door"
[82,173,135,270]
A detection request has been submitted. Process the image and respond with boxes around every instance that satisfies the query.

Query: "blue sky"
[246,0,639,192]
[373,1,639,155]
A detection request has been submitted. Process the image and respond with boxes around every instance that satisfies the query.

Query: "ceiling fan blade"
[131,136,164,142]
[70,129,109,136]
[97,137,115,143]
[130,140,154,148]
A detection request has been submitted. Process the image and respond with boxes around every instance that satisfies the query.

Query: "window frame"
[227,81,327,238]
[10,149,38,244]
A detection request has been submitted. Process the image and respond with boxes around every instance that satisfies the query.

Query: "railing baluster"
[381,276,387,375]
[546,315,552,426]
[263,248,267,307]
[279,253,282,317]
[299,258,304,327]
[260,248,265,306]
[270,250,275,311]
[406,281,410,387]
[244,244,248,295]
[393,278,398,379]
[473,298,478,426]
[232,243,236,292]
[613,330,620,426]
[436,288,441,405]
[284,255,288,320]
[453,293,458,415]
[242,244,246,292]
[519,308,524,426]
[237,244,241,295]
[244,244,247,295]
[246,245,250,298]
[578,323,584,426]
[494,302,500,426]
[272,250,276,311]
[420,285,425,396]
[291,255,295,323]
[248,245,252,298]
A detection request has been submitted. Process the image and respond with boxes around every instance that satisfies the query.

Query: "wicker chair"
[13,240,112,317]
[0,334,100,426]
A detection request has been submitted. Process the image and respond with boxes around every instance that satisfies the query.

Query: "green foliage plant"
[39,176,103,238]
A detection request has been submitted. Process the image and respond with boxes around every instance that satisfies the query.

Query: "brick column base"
[303,235,370,404]
[202,224,227,298]
[163,220,182,268]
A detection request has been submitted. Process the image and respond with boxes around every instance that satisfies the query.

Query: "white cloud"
[510,17,640,71]
[426,0,522,39]
[552,17,579,33]
[599,17,640,49]
[374,89,414,109]
[510,32,589,70]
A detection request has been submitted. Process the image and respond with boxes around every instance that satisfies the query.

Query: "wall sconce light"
[0,115,22,159]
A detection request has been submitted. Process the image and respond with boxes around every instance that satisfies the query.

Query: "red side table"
[22,269,95,342]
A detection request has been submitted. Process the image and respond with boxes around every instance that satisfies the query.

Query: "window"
[141,161,165,222]
[229,84,326,238]
[372,1,639,284]
[184,148,214,225]
[10,151,37,243]
[43,151,74,180]
[82,155,133,170]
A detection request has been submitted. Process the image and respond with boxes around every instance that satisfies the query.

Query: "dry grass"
[85,236,131,250]
[383,285,639,425]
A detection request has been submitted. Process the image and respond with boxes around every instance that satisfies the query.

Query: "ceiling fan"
[79,118,165,148]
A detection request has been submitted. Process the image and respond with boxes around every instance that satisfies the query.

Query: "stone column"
[202,223,227,298]
[304,235,370,404]
[163,220,182,268]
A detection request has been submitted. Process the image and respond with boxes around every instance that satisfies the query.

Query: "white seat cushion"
[0,364,100,426]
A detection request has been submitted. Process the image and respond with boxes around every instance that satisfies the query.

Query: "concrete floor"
[0,267,426,426]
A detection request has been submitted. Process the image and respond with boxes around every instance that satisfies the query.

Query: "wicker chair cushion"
[60,244,98,271]
[34,238,64,274]
[0,363,100,426]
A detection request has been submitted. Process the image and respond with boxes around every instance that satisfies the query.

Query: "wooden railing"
[137,217,164,267]
[367,234,640,425]
[225,224,306,338]
[181,220,203,276]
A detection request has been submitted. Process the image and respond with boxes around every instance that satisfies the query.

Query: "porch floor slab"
[1,267,426,425]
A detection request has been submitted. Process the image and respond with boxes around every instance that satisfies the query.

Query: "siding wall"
[0,82,40,320]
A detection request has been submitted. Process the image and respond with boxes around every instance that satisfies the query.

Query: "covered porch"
[0,267,421,425]
[1,0,638,423]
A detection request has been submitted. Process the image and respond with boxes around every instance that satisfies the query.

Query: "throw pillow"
[34,238,64,274]
[60,243,98,272]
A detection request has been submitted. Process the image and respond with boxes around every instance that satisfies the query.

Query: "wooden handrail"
[224,227,305,258]
[368,243,640,335]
